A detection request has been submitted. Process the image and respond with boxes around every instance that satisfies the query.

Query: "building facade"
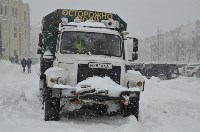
[0,0,30,60]
[30,22,40,58]
[139,20,200,63]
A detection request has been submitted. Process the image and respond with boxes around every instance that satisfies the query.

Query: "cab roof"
[41,9,127,34]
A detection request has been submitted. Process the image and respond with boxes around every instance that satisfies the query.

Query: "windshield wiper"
[69,48,91,55]
[95,50,114,57]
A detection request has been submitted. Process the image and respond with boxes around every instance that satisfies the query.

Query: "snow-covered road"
[0,60,200,132]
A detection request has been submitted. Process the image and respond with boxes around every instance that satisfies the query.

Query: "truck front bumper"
[51,88,140,103]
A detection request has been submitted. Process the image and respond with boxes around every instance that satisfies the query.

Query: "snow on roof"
[62,21,119,35]
[68,21,107,28]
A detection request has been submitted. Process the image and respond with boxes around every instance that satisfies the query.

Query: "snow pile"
[0,60,200,132]
[140,76,200,132]
[0,60,143,132]
[0,60,40,114]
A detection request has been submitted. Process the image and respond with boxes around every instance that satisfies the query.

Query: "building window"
[14,27,17,38]
[4,5,7,16]
[192,31,195,34]
[15,8,18,19]
[25,30,26,40]
[14,50,17,56]
[12,8,14,17]
[12,7,18,19]
[0,4,3,15]
[24,11,26,21]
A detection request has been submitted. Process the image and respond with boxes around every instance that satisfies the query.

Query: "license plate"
[89,63,112,69]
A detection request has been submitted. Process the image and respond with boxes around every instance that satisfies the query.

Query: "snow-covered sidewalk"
[0,60,200,132]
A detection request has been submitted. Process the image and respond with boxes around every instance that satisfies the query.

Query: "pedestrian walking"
[27,58,32,73]
[14,55,19,64]
[9,56,14,63]
[21,58,26,72]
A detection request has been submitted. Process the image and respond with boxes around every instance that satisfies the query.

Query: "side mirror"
[38,33,43,47]
[37,47,43,54]
[133,38,138,52]
[56,34,60,53]
[132,52,138,61]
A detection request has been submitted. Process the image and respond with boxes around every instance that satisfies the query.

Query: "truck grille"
[77,64,121,84]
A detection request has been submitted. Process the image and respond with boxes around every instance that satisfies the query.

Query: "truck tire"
[123,100,139,120]
[44,93,60,121]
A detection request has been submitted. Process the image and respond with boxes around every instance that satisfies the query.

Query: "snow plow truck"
[37,9,145,121]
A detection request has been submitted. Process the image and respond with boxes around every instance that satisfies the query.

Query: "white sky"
[23,0,200,38]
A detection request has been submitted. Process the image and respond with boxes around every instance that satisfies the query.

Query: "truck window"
[60,31,121,57]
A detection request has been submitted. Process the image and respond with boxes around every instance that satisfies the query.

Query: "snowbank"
[0,60,200,132]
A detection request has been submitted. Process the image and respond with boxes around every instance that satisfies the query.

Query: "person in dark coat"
[21,58,26,72]
[14,55,19,64]
[9,56,14,63]
[27,58,32,73]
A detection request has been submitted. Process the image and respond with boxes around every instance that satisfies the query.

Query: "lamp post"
[150,42,153,63]
[8,0,11,58]
[0,23,2,59]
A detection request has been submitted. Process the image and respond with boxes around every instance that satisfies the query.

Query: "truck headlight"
[127,80,143,88]
[57,77,66,85]
[127,80,137,88]
[49,75,57,83]
[137,81,143,87]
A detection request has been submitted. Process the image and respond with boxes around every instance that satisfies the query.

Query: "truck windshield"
[60,31,121,57]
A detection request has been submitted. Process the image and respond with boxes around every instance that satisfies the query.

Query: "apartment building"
[0,0,30,60]
[139,20,200,63]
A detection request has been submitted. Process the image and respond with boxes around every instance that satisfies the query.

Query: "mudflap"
[122,92,140,120]
[44,87,61,121]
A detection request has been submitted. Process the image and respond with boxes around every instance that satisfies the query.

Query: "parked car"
[129,62,144,71]
[182,64,200,77]
[177,64,187,75]
[196,66,200,78]
[141,63,179,80]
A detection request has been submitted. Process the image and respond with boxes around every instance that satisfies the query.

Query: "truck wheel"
[123,100,139,120]
[44,94,60,121]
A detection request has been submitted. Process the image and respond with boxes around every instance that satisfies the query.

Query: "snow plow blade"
[51,87,140,102]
